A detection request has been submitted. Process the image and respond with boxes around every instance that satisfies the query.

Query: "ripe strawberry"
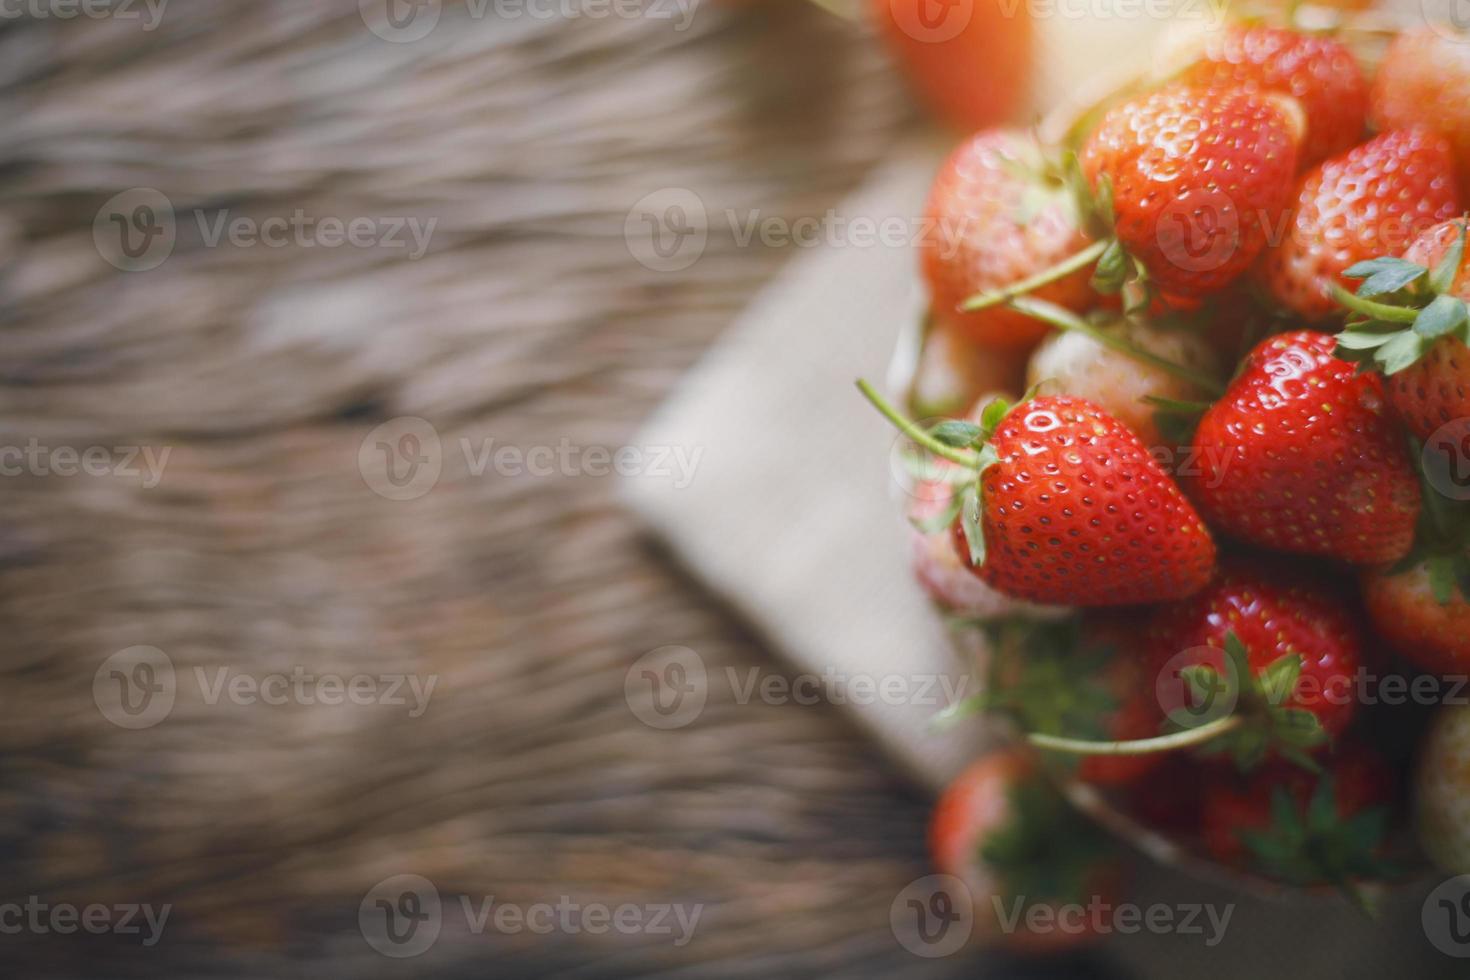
[1024,316,1219,448]
[1371,27,1470,197]
[872,0,1032,133]
[931,748,1116,950]
[1368,219,1470,441]
[1145,560,1365,767]
[1199,744,1394,887]
[1080,85,1301,307]
[1176,24,1367,167]
[1190,331,1421,565]
[1415,703,1470,873]
[1362,557,1470,679]
[946,395,1217,606]
[923,130,1097,349]
[1261,128,1461,320]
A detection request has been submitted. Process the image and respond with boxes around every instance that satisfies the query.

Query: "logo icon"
[886,0,973,43]
[93,188,176,272]
[890,875,973,957]
[1422,418,1470,502]
[1156,645,1241,729]
[360,0,442,43]
[625,646,708,730]
[624,188,708,273]
[360,874,442,958]
[1424,0,1470,39]
[359,417,443,501]
[1154,190,1241,275]
[93,646,176,729]
[1423,875,1470,957]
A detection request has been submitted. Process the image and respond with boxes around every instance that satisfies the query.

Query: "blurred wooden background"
[0,1,1105,975]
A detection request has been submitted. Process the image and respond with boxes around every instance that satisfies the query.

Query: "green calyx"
[857,379,1036,570]
[1236,776,1396,910]
[1331,220,1470,375]
[1387,434,1470,605]
[1185,632,1329,774]
[980,774,1115,910]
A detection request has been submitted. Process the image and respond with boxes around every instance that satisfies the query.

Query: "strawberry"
[872,0,1032,133]
[1145,560,1364,769]
[1261,128,1461,320]
[1024,316,1219,448]
[1199,743,1395,890]
[1079,84,1301,308]
[1415,703,1470,873]
[923,130,1097,350]
[943,395,1216,606]
[910,320,1027,420]
[1176,24,1367,167]
[1190,331,1421,566]
[931,748,1117,950]
[1331,219,1470,441]
[1371,27,1470,197]
[1362,557,1470,679]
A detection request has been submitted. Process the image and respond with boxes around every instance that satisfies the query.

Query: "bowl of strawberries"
[861,11,1470,950]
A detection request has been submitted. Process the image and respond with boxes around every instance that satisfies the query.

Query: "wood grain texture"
[0,2,1016,976]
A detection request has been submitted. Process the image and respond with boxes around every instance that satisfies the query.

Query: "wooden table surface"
[0,3,1130,976]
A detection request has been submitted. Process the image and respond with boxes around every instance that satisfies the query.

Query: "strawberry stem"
[1026,714,1243,756]
[1330,284,1420,324]
[960,239,1110,313]
[855,379,983,468]
[1009,297,1227,396]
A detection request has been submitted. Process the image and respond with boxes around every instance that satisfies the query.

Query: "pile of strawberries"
[862,17,1470,947]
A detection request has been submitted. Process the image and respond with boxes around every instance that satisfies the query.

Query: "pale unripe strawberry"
[1025,320,1217,448]
[1416,703,1470,874]
[911,321,1027,421]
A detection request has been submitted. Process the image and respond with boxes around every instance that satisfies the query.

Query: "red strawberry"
[1190,331,1420,565]
[1261,128,1461,320]
[1371,27,1470,197]
[872,0,1032,133]
[1199,743,1393,884]
[1080,85,1301,307]
[1379,219,1470,441]
[946,395,1217,606]
[1146,560,1365,765]
[931,748,1116,950]
[1177,24,1367,167]
[923,130,1097,350]
[1362,558,1470,679]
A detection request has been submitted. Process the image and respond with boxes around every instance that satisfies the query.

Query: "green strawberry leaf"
[979,776,1114,909]
[1375,330,1430,374]
[979,397,1012,439]
[960,481,985,567]
[1090,237,1128,294]
[1349,257,1429,298]
[1334,329,1399,350]
[929,420,984,448]
[1429,221,1467,295]
[1412,293,1468,340]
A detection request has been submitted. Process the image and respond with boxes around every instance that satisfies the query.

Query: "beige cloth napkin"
[619,144,1462,977]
